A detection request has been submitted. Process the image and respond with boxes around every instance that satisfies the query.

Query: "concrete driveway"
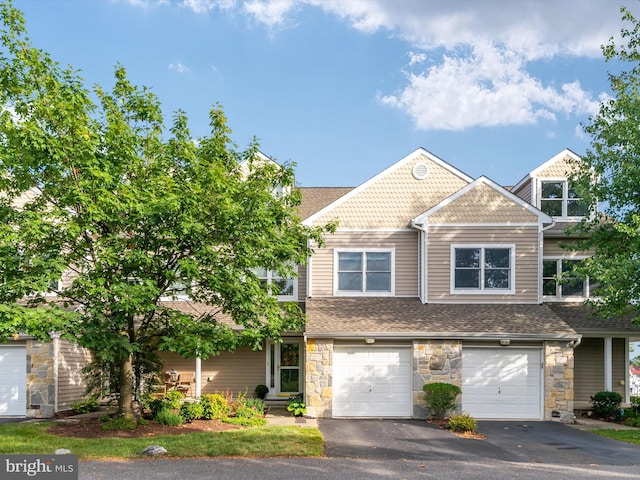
[318,419,640,466]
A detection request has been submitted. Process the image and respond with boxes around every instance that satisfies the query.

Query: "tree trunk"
[118,352,135,419]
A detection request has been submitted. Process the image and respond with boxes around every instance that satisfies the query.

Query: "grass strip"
[590,429,640,445]
[0,422,324,459]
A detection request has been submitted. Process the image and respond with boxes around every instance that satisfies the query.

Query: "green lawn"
[591,429,640,445]
[0,422,324,459]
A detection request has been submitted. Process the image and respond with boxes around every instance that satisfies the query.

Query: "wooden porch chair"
[175,372,195,397]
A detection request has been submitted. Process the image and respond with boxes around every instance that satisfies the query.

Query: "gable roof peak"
[512,148,582,192]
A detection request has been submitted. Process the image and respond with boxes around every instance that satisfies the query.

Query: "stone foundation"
[304,338,333,418]
[544,341,574,422]
[26,340,55,418]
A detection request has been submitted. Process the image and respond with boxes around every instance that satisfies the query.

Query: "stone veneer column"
[413,339,462,418]
[304,338,333,418]
[26,340,56,418]
[544,341,575,422]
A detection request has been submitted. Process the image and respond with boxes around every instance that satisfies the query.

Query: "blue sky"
[11,0,640,188]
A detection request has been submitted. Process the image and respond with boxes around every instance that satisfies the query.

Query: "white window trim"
[450,244,516,295]
[333,248,395,296]
[542,256,595,301]
[160,279,195,301]
[257,269,298,302]
[537,178,588,220]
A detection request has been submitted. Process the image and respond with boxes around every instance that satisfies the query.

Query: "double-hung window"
[335,249,394,295]
[253,267,297,301]
[540,180,588,218]
[451,245,515,293]
[542,258,600,299]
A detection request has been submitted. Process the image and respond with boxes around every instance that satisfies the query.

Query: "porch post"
[195,356,202,399]
[604,337,613,392]
[625,337,631,404]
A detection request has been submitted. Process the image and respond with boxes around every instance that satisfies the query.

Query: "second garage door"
[333,346,412,417]
[462,347,542,420]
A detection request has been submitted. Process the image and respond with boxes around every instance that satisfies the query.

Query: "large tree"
[0,2,334,417]
[570,6,640,322]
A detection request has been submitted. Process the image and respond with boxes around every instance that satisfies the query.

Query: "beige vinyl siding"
[574,338,627,407]
[310,230,419,297]
[428,183,539,224]
[159,347,266,397]
[543,239,593,257]
[56,340,92,411]
[427,226,539,303]
[311,154,469,229]
[297,265,307,302]
[512,179,532,204]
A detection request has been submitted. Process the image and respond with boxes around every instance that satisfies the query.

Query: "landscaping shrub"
[243,397,266,414]
[287,394,306,417]
[254,384,269,399]
[222,415,267,427]
[71,396,100,414]
[149,398,166,419]
[624,416,640,428]
[423,382,461,420]
[155,408,183,426]
[180,402,204,423]
[590,391,623,419]
[200,393,230,420]
[448,413,478,433]
[164,390,185,410]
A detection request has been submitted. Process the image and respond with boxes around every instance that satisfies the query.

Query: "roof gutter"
[304,331,581,342]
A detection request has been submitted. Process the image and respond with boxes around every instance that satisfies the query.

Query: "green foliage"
[590,391,623,418]
[180,402,204,423]
[71,396,100,414]
[200,393,230,420]
[101,416,139,431]
[222,415,268,427]
[286,394,306,417]
[164,390,185,410]
[254,384,269,399]
[631,395,640,411]
[447,413,478,433]
[568,7,640,320]
[243,397,266,414]
[155,408,183,427]
[423,382,461,420]
[624,416,640,428]
[0,2,336,418]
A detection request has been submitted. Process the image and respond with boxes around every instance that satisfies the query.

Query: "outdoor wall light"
[365,338,376,344]
[499,339,511,346]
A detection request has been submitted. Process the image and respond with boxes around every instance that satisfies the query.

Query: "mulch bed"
[47,417,242,439]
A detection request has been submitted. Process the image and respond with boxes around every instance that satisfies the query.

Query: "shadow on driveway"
[318,419,640,466]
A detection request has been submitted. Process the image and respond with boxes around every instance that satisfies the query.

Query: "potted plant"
[254,384,269,400]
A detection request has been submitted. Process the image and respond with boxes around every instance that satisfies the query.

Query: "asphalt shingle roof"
[547,303,640,334]
[297,187,354,220]
[305,297,578,339]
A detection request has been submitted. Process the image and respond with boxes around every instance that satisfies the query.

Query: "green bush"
[200,393,230,420]
[254,384,269,399]
[149,398,166,418]
[243,397,266,414]
[448,413,478,433]
[234,404,263,419]
[590,391,623,419]
[164,390,185,410]
[287,394,306,417]
[631,396,640,414]
[71,396,100,414]
[155,408,183,426]
[624,416,640,428]
[180,402,204,423]
[423,382,461,420]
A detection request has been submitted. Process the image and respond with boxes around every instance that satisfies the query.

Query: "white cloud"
[168,62,192,74]
[113,0,169,8]
[180,0,235,14]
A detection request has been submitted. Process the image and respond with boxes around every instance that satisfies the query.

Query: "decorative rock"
[140,445,167,457]
[560,412,576,424]
[55,449,72,455]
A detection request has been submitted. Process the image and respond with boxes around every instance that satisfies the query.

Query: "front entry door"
[267,339,302,397]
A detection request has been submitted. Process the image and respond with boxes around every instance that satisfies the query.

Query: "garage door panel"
[462,348,542,420]
[333,347,412,417]
[0,346,27,417]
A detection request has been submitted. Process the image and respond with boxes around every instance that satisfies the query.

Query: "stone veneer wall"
[304,338,333,418]
[544,341,575,422]
[26,340,55,418]
[413,340,462,418]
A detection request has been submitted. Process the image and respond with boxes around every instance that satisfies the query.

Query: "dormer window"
[540,180,588,218]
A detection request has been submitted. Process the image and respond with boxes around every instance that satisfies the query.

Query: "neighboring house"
[630,366,640,396]
[159,147,640,422]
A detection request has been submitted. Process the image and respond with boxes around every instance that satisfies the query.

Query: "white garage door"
[0,345,27,417]
[333,346,412,417]
[462,348,542,420]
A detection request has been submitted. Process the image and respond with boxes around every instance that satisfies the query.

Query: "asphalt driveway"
[318,419,640,466]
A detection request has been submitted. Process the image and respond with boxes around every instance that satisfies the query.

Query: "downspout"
[195,356,202,399]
